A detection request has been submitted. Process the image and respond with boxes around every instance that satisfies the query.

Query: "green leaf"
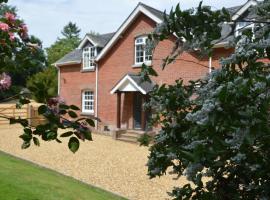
[9,118,17,125]
[70,105,80,111]
[84,131,92,141]
[38,105,47,115]
[33,137,40,146]
[21,141,31,149]
[59,104,70,110]
[68,111,78,118]
[24,128,32,135]
[85,118,95,127]
[60,131,73,137]
[68,137,80,153]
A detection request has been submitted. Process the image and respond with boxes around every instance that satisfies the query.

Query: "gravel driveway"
[0,125,189,200]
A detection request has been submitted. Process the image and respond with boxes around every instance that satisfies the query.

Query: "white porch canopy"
[110,74,147,94]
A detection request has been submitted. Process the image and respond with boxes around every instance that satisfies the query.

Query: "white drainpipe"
[95,64,99,129]
[209,56,212,74]
[56,65,60,95]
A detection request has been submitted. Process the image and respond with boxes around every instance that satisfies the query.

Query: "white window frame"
[83,46,96,70]
[134,36,152,66]
[82,90,94,114]
[235,21,254,37]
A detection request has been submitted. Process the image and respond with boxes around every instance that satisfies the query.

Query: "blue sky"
[9,0,247,47]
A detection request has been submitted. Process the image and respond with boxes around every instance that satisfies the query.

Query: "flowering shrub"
[141,1,270,199]
[0,0,95,153]
[0,72,11,90]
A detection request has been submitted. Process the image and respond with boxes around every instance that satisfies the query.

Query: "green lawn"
[0,151,126,200]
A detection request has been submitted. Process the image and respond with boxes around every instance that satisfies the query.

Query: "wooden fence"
[0,104,46,127]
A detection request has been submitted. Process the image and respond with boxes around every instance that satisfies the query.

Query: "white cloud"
[8,0,247,47]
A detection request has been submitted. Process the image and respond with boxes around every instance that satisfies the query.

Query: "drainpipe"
[208,56,212,74]
[95,64,99,129]
[55,65,60,95]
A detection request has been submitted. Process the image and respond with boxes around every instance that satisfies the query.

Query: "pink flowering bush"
[0,0,95,153]
[0,72,11,90]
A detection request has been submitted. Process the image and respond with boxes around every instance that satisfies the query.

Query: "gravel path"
[0,125,189,200]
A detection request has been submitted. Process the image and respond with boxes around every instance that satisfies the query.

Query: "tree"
[0,4,46,99]
[61,21,80,39]
[141,1,270,199]
[0,0,94,153]
[26,66,57,103]
[46,22,81,66]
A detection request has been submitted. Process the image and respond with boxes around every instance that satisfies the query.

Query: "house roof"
[56,1,259,66]
[54,49,82,66]
[110,73,155,94]
[96,2,163,61]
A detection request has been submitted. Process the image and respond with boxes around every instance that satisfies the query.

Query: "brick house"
[55,1,257,137]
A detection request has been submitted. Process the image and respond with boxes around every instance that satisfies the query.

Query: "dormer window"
[134,36,152,66]
[83,46,96,70]
[235,21,254,37]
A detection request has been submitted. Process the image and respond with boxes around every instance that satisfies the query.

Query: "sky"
[8,0,247,48]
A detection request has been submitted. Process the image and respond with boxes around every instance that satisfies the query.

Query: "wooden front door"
[133,93,142,129]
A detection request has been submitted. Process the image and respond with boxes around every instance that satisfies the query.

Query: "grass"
[0,151,126,200]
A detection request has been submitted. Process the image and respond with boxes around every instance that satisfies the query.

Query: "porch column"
[117,92,121,129]
[141,95,146,131]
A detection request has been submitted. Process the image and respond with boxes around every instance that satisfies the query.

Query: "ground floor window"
[82,91,94,113]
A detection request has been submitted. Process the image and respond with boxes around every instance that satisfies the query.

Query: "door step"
[116,130,143,144]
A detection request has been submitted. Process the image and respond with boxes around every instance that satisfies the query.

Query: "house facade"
[55,1,257,134]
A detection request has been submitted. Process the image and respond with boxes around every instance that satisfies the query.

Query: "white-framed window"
[82,91,94,113]
[83,46,96,70]
[235,21,254,37]
[134,36,152,65]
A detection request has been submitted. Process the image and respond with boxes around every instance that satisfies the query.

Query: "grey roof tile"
[86,32,115,47]
[55,49,82,65]
[128,73,155,93]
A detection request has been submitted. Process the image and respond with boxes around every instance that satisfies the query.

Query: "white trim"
[82,46,96,70]
[110,74,147,95]
[208,56,212,74]
[57,66,60,95]
[78,35,98,49]
[95,64,99,129]
[232,0,257,21]
[55,61,81,67]
[82,90,95,113]
[96,4,162,62]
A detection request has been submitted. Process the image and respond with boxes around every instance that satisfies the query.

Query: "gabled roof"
[78,32,115,49]
[231,0,257,21]
[96,2,164,61]
[55,49,82,66]
[110,73,155,94]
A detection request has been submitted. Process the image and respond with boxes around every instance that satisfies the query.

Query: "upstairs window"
[82,91,94,113]
[235,21,254,37]
[83,47,96,70]
[135,36,152,65]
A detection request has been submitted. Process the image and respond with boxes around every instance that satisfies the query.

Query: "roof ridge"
[139,2,165,15]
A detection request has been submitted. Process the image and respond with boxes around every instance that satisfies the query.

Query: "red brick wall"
[59,12,233,130]
[59,64,96,116]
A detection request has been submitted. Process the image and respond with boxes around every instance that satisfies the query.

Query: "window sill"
[81,68,95,73]
[132,61,152,68]
[81,112,94,116]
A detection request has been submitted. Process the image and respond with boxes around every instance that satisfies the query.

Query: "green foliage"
[0,5,46,99]
[61,21,81,39]
[46,22,81,66]
[137,133,152,146]
[144,1,270,199]
[26,67,57,103]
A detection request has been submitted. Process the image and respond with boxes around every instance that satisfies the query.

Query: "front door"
[133,93,142,129]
